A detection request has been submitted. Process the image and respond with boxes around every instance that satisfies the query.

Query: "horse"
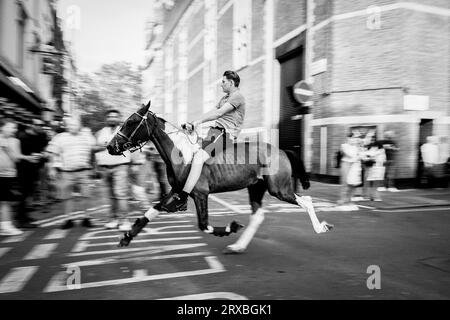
[107,101,333,253]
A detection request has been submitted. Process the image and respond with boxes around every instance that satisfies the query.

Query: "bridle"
[116,110,156,153]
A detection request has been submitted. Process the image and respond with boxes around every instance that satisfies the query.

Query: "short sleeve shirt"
[215,90,246,138]
[47,132,96,171]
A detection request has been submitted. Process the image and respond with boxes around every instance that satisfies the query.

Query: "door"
[416,119,433,186]
[278,47,304,161]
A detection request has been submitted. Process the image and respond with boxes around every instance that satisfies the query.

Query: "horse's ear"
[141,100,151,113]
[146,100,151,109]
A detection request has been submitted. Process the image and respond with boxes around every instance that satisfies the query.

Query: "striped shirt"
[47,132,96,171]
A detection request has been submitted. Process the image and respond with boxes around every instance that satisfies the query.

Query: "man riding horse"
[107,70,333,254]
[157,70,245,213]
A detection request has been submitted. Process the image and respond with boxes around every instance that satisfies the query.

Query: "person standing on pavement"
[16,119,49,228]
[0,118,39,235]
[338,133,362,206]
[378,131,400,192]
[438,136,449,188]
[362,139,386,201]
[46,117,97,229]
[95,109,132,231]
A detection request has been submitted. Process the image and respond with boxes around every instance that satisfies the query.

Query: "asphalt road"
[1,191,449,300]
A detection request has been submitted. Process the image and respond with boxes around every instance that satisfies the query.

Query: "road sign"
[293,80,313,104]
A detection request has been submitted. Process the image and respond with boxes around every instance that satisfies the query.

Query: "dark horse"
[107,102,333,253]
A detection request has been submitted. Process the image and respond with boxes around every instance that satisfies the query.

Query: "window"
[233,0,252,70]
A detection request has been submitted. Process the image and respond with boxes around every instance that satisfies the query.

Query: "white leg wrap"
[232,209,265,250]
[203,225,214,234]
[144,207,160,221]
[295,194,328,234]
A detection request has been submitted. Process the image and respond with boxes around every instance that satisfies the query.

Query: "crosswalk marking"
[44,229,69,240]
[24,243,58,260]
[1,231,32,244]
[0,266,38,294]
[44,255,225,293]
[0,247,12,259]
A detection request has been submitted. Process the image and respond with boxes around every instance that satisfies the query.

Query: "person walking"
[46,117,97,229]
[95,109,131,231]
[0,118,38,235]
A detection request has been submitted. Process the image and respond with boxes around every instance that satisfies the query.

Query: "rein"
[117,110,199,154]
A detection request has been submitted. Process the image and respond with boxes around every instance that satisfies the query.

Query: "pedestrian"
[338,132,362,206]
[420,136,440,188]
[146,141,168,202]
[16,119,49,228]
[378,131,399,192]
[0,118,38,235]
[46,117,97,229]
[129,148,151,210]
[438,135,449,188]
[157,70,245,212]
[362,138,386,201]
[95,109,131,231]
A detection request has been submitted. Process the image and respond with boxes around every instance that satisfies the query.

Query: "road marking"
[24,243,58,260]
[1,231,32,243]
[68,243,208,257]
[374,206,450,213]
[44,255,225,292]
[0,247,12,259]
[44,229,69,240]
[72,236,203,253]
[159,292,249,300]
[0,266,38,294]
[80,225,198,241]
[63,252,211,267]
[210,195,246,214]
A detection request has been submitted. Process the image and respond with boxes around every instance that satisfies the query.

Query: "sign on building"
[403,95,429,111]
[293,80,313,105]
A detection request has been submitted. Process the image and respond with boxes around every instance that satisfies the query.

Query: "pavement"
[0,181,449,299]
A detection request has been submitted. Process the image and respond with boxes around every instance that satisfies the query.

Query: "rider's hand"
[182,122,194,133]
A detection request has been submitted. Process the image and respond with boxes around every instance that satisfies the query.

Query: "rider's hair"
[223,70,240,88]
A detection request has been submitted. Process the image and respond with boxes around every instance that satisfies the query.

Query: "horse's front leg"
[118,206,160,247]
[193,193,243,237]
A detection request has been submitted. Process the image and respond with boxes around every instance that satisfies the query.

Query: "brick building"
[143,0,450,184]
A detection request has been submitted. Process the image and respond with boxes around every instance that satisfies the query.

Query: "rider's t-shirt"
[215,89,245,139]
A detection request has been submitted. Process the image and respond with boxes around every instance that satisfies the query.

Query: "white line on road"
[44,229,69,240]
[72,236,203,252]
[1,231,32,244]
[0,266,38,294]
[44,255,224,292]
[63,251,211,268]
[374,206,450,213]
[209,195,246,214]
[0,247,12,259]
[159,292,249,300]
[68,243,208,257]
[24,243,58,260]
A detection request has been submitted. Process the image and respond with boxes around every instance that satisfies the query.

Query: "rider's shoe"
[157,192,188,213]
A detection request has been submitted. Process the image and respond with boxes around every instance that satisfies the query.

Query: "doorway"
[416,119,433,186]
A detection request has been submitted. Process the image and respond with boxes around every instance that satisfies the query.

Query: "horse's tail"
[283,149,310,190]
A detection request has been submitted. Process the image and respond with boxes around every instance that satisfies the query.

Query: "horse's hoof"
[223,244,246,254]
[230,221,244,233]
[118,232,133,247]
[321,221,334,233]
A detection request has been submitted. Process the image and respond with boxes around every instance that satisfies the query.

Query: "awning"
[0,57,47,113]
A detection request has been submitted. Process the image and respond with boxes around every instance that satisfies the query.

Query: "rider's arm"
[193,102,235,127]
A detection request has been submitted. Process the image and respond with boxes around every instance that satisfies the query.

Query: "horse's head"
[107,101,158,155]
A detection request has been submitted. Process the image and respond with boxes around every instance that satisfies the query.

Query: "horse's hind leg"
[224,180,267,254]
[266,177,333,234]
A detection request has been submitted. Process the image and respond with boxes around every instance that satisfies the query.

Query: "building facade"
[0,0,71,122]
[144,0,450,184]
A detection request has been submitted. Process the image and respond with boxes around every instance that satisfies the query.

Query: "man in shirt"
[95,109,132,231]
[378,131,400,192]
[159,70,246,212]
[46,117,96,229]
